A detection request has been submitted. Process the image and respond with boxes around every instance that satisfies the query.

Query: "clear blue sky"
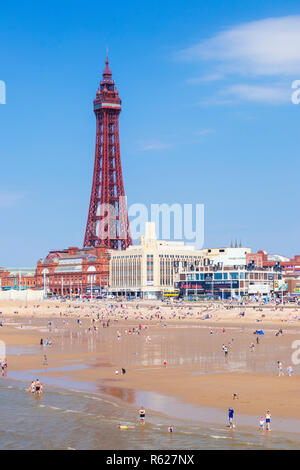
[0,0,299,266]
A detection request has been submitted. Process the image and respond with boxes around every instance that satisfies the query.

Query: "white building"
[109,222,204,299]
[209,247,251,266]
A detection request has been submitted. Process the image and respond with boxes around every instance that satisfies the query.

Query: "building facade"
[36,246,109,296]
[0,268,36,290]
[247,250,300,296]
[109,223,205,299]
[175,265,285,299]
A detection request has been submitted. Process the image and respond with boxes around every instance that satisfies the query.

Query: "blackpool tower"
[84,58,132,250]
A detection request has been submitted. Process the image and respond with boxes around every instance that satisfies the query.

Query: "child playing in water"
[259,416,264,431]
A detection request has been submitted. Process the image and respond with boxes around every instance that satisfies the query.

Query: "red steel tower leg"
[84,58,132,250]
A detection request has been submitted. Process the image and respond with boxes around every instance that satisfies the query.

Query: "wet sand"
[1,298,300,432]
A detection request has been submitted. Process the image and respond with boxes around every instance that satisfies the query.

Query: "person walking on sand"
[277,361,284,376]
[228,407,234,428]
[265,411,271,431]
[287,365,293,376]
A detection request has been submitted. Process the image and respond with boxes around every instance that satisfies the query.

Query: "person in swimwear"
[265,410,271,431]
[118,424,129,430]
[28,381,35,393]
[35,379,42,394]
[139,407,145,424]
[168,425,173,433]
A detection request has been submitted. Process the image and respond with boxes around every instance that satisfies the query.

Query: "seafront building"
[246,250,300,297]
[0,267,36,290]
[1,239,298,299]
[109,222,205,299]
[108,224,285,300]
[175,264,285,300]
[35,246,109,296]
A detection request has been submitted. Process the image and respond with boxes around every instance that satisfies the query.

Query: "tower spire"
[102,56,112,81]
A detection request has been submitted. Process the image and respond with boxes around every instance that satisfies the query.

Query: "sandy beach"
[1,298,300,431]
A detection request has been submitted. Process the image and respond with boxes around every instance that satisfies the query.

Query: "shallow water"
[1,316,300,449]
[0,378,300,450]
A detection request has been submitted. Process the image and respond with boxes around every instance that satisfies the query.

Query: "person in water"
[28,381,35,393]
[139,407,145,424]
[34,379,43,394]
[228,407,234,428]
[118,424,129,430]
[265,410,271,431]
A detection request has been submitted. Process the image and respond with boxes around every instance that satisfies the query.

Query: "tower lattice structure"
[84,58,132,250]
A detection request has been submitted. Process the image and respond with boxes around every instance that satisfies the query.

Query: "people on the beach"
[259,416,265,431]
[265,410,271,431]
[118,424,129,430]
[168,425,173,433]
[34,379,43,394]
[27,380,43,395]
[28,381,35,393]
[277,361,284,376]
[287,365,293,376]
[139,406,145,424]
[228,407,234,428]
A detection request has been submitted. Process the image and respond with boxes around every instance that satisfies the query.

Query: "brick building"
[0,268,36,290]
[35,246,109,296]
[246,250,300,296]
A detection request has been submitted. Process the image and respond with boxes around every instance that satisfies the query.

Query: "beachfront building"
[36,246,109,296]
[0,267,36,290]
[247,250,300,297]
[175,264,286,300]
[109,222,205,299]
[201,246,251,266]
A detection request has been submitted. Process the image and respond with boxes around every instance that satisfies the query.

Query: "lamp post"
[43,271,46,297]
